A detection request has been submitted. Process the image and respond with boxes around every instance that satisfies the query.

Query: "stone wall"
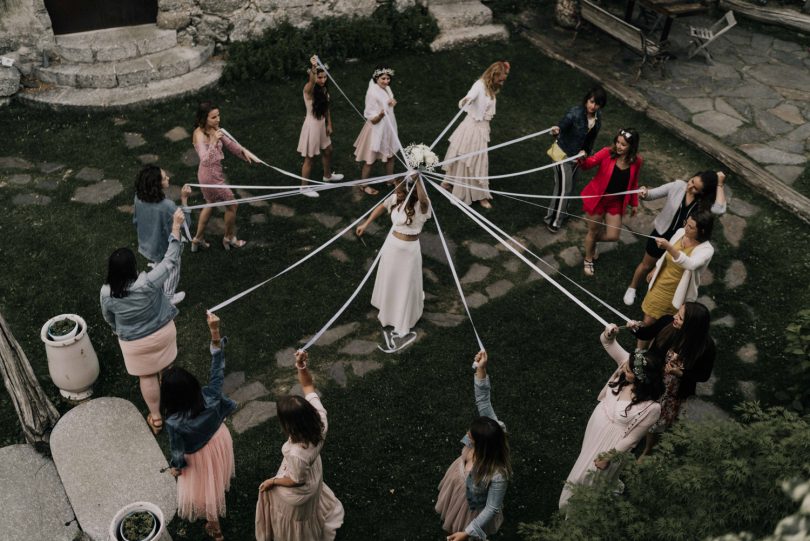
[0,0,55,76]
[158,0,416,48]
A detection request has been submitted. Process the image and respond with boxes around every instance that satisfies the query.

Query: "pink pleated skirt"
[442,116,492,204]
[176,423,236,522]
[297,116,332,158]
[118,320,177,376]
[353,121,394,164]
[435,455,503,535]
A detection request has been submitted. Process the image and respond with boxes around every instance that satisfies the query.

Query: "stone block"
[420,231,456,265]
[231,381,270,404]
[754,110,795,137]
[0,66,21,97]
[460,263,491,284]
[158,11,192,29]
[75,167,104,182]
[723,260,747,289]
[739,144,805,165]
[678,97,713,113]
[765,165,804,185]
[124,132,147,149]
[339,339,379,356]
[0,444,79,541]
[769,103,805,125]
[72,179,124,204]
[719,214,746,248]
[351,359,382,377]
[485,279,514,299]
[304,322,359,347]
[312,213,342,228]
[50,398,176,541]
[181,148,200,167]
[164,126,190,142]
[328,362,347,387]
[681,397,729,421]
[275,347,297,368]
[0,156,33,170]
[222,371,246,395]
[231,401,277,434]
[465,292,488,308]
[270,203,295,217]
[692,111,743,138]
[138,154,160,165]
[467,241,499,260]
[12,193,51,206]
[329,248,350,263]
[8,173,31,185]
[519,224,568,250]
[423,312,466,327]
[558,246,583,267]
[737,343,758,364]
[696,295,716,312]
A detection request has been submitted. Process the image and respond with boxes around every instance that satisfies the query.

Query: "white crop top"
[386,194,431,235]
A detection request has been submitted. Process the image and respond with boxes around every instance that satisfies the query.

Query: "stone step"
[429,1,494,32]
[55,24,178,63]
[18,59,224,110]
[430,24,510,52]
[35,44,213,89]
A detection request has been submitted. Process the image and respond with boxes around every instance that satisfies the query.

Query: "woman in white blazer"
[638,211,715,348]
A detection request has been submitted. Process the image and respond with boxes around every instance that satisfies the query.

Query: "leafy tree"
[519,405,810,541]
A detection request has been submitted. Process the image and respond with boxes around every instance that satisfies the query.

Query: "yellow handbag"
[546,141,568,162]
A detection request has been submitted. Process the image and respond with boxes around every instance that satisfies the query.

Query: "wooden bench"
[579,0,663,79]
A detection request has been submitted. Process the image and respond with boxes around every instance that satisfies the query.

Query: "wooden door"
[44,0,158,35]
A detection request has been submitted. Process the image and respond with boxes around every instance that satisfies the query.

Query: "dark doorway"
[44,0,158,35]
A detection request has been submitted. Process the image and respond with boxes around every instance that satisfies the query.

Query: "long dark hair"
[195,100,219,130]
[160,366,205,419]
[394,179,419,226]
[135,164,165,203]
[608,351,665,416]
[469,416,512,485]
[655,302,711,370]
[276,395,324,447]
[693,171,718,212]
[105,248,138,298]
[312,67,329,120]
[610,127,639,163]
[690,210,714,242]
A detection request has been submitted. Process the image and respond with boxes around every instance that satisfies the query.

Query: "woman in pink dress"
[191,101,256,251]
[353,65,398,196]
[297,55,343,198]
[255,350,344,541]
[558,324,664,509]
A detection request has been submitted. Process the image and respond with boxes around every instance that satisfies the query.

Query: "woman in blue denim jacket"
[436,351,511,540]
[545,86,607,233]
[162,313,237,541]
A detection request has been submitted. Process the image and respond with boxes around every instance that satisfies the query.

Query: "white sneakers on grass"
[323,172,344,181]
[300,187,319,198]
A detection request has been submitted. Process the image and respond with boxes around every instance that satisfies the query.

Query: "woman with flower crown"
[558,324,664,509]
[355,174,430,346]
[441,61,510,208]
[353,65,399,196]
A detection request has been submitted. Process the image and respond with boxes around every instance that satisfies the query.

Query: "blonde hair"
[480,61,510,99]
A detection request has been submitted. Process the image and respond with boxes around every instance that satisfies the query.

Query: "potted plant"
[40,314,99,401]
[47,317,79,342]
[109,502,165,541]
[119,509,157,541]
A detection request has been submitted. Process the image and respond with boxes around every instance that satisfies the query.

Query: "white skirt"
[442,115,492,204]
[371,235,424,334]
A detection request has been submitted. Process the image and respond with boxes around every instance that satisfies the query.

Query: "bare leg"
[224,204,237,240]
[584,213,604,260]
[139,374,161,418]
[194,206,213,242]
[301,156,314,188]
[601,213,623,242]
[630,253,658,290]
[360,162,378,195]
[321,145,333,179]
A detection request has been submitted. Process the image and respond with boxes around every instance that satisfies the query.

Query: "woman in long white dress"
[356,176,430,344]
[353,65,399,196]
[559,324,664,509]
[255,350,344,541]
[441,61,510,208]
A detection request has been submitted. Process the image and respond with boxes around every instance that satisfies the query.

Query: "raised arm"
[294,350,316,396]
[415,175,430,214]
[304,55,318,96]
[712,172,727,214]
[473,351,499,422]
[644,179,677,201]
[601,324,630,368]
[205,312,225,398]
[145,209,184,288]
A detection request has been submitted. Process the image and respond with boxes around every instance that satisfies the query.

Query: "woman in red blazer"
[578,128,641,276]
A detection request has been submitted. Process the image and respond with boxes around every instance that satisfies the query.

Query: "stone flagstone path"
[0,113,762,434]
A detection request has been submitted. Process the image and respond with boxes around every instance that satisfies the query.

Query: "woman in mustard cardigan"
[577,128,642,277]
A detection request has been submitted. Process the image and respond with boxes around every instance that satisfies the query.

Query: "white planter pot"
[40,314,100,401]
[109,502,166,541]
[47,318,79,342]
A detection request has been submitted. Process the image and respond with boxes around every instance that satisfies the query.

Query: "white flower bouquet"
[404,143,439,172]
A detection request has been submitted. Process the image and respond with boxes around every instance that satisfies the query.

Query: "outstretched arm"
[356,201,389,236]
[473,351,499,422]
[601,324,629,368]
[415,175,430,214]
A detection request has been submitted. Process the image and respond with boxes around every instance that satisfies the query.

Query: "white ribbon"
[429,107,466,150]
[433,154,580,181]
[427,175,485,351]
[207,188,395,313]
[434,173,644,201]
[314,57,366,122]
[436,127,554,169]
[428,178,612,327]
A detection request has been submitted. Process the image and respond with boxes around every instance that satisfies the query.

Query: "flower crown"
[631,350,648,383]
[373,67,395,79]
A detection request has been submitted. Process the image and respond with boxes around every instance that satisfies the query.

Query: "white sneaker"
[323,172,344,181]
[623,287,636,306]
[170,291,186,305]
[300,187,320,198]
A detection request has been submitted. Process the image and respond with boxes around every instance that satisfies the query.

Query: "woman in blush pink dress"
[191,101,257,252]
[297,55,343,198]
[558,324,664,509]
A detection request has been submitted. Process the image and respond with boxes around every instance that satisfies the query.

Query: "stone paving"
[0,108,764,442]
[523,9,810,197]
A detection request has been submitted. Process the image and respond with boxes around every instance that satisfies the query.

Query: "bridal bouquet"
[404,143,439,172]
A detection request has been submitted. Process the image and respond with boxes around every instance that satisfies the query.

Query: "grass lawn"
[1,37,809,539]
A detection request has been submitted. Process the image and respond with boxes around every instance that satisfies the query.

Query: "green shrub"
[776,308,810,412]
[222,3,438,83]
[518,405,810,541]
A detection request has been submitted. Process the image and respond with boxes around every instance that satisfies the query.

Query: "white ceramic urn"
[40,314,100,401]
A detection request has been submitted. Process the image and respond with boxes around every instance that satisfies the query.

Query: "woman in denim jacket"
[162,313,237,541]
[436,351,511,540]
[545,86,607,233]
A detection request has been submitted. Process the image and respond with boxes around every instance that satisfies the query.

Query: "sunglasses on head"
[618,129,633,139]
